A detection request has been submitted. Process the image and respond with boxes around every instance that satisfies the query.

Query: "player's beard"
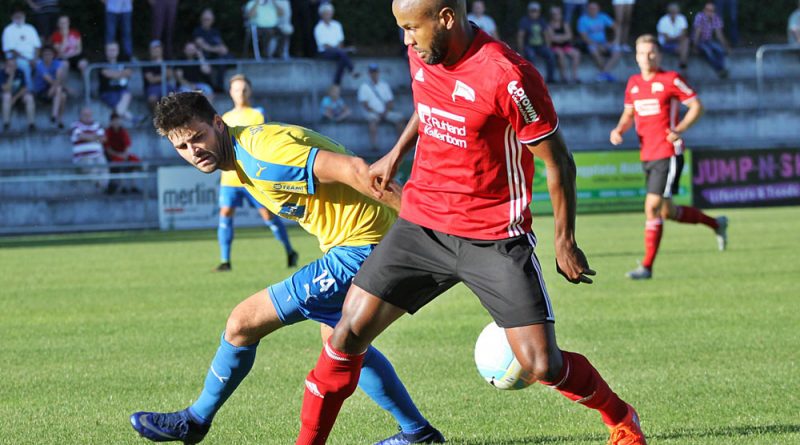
[423,27,449,65]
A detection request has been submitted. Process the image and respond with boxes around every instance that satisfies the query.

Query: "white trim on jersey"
[669,97,684,156]
[517,119,560,144]
[504,124,528,237]
[525,232,555,322]
[664,155,678,198]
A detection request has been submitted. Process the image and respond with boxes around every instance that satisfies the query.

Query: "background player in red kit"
[294,1,646,444]
[610,34,728,280]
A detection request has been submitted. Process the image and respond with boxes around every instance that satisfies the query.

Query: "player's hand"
[609,129,624,146]
[666,129,682,144]
[369,150,401,194]
[554,242,596,284]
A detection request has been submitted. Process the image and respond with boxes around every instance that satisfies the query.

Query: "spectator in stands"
[25,0,60,41]
[320,83,350,122]
[193,9,230,91]
[715,0,738,47]
[176,41,214,101]
[275,0,293,60]
[467,1,499,39]
[33,45,67,129]
[245,0,279,59]
[358,63,404,152]
[657,3,689,72]
[578,2,621,82]
[104,111,141,194]
[2,11,41,90]
[788,0,800,44]
[104,0,133,60]
[314,3,358,86]
[547,6,581,84]
[149,0,179,59]
[562,0,587,28]
[1,57,36,132]
[99,42,135,123]
[517,2,556,84]
[71,106,109,191]
[612,0,635,52]
[143,40,174,115]
[50,15,88,77]
[692,2,730,79]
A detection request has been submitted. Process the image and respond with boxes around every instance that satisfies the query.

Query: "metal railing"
[755,43,800,112]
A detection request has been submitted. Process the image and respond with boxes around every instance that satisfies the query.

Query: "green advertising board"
[390,150,692,215]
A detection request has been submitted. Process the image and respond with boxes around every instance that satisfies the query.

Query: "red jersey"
[623,70,697,161]
[401,29,559,240]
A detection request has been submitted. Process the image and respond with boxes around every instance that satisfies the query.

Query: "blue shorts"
[268,244,376,328]
[219,186,265,209]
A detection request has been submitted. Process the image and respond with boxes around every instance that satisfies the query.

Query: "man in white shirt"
[314,3,357,86]
[656,2,689,71]
[357,63,404,152]
[467,1,499,39]
[2,10,41,90]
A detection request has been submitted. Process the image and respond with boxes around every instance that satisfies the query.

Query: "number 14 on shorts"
[304,269,336,300]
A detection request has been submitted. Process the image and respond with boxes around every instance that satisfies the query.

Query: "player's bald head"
[393,0,466,19]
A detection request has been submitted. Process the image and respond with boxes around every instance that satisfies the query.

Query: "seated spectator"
[692,2,729,79]
[788,0,800,44]
[192,8,229,91]
[657,2,689,72]
[71,106,109,191]
[25,0,60,41]
[1,57,35,131]
[245,0,279,59]
[49,15,88,76]
[2,10,41,90]
[577,2,621,82]
[320,84,350,122]
[562,0,588,28]
[612,0,636,52]
[517,2,556,84]
[175,41,214,100]
[547,6,581,84]
[314,3,358,86]
[142,40,175,115]
[104,111,141,194]
[32,45,67,128]
[357,63,404,152]
[467,1,499,39]
[99,42,135,122]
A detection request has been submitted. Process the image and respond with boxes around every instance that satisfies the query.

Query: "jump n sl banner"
[691,148,800,209]
[157,166,267,230]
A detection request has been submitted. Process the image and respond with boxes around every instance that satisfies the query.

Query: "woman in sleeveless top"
[546,6,581,84]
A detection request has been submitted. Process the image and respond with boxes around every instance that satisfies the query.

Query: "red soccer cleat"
[607,404,647,445]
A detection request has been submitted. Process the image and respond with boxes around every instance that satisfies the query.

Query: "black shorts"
[643,154,684,198]
[353,218,555,328]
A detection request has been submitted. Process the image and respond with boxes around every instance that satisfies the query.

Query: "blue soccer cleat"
[130,409,210,444]
[374,423,446,445]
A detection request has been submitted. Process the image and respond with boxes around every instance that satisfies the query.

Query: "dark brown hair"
[153,92,217,136]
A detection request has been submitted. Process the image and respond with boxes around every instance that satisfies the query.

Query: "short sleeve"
[496,63,559,144]
[577,16,588,34]
[356,84,369,102]
[235,126,320,195]
[656,16,667,35]
[669,73,697,104]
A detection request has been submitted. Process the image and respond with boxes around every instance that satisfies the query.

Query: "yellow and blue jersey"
[220,106,266,187]
[229,123,396,252]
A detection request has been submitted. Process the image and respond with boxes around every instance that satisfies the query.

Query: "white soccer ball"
[474,322,533,390]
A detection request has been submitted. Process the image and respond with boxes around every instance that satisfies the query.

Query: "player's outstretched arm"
[610,106,635,146]
[369,113,420,192]
[527,131,595,284]
[313,150,402,211]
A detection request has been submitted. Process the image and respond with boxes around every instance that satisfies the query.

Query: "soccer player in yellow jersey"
[217,74,297,271]
[130,92,446,444]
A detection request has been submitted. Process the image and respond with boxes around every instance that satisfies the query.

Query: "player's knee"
[515,348,562,383]
[224,308,257,344]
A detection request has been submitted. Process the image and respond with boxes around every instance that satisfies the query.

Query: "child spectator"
[657,2,689,72]
[547,6,581,84]
[70,106,108,191]
[467,1,499,39]
[142,40,175,115]
[32,45,67,128]
[50,15,88,76]
[692,2,730,79]
[1,57,35,131]
[175,41,214,100]
[104,111,141,194]
[320,83,350,122]
[578,2,621,82]
[517,2,556,84]
[99,42,135,122]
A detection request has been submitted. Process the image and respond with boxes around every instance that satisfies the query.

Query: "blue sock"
[264,217,293,254]
[359,346,428,433]
[218,216,234,262]
[188,333,258,424]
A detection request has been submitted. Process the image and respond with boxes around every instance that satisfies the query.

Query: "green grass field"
[1,207,798,444]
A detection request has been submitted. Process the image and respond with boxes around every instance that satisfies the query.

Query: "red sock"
[296,341,365,445]
[541,351,629,426]
[674,205,718,229]
[642,218,663,269]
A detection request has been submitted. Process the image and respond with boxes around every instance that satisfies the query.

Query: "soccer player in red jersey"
[294,1,646,444]
[610,34,727,280]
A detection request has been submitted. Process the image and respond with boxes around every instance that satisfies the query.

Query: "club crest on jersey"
[451,80,475,102]
[507,81,539,124]
[415,68,425,82]
[651,82,664,94]
[631,85,639,94]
